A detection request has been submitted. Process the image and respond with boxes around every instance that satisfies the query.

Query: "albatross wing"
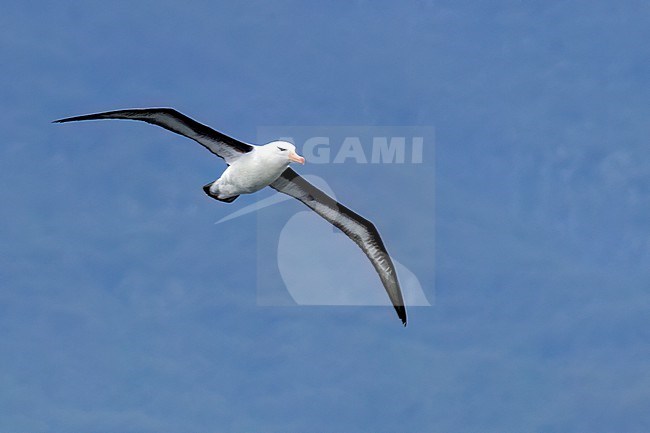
[53,108,253,165]
[270,168,407,326]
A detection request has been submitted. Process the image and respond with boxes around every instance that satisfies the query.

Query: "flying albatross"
[54,108,407,325]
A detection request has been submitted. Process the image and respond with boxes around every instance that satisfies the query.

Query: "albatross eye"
[277,146,287,151]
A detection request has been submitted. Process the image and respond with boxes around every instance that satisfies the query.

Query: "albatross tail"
[202,182,239,203]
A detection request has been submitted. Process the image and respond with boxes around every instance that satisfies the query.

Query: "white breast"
[215,148,289,196]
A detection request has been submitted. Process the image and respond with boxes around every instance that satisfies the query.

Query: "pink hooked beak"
[288,150,305,164]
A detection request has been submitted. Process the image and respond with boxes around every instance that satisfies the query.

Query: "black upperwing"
[270,168,407,326]
[54,108,253,164]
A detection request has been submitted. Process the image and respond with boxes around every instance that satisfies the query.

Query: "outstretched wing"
[54,108,253,164]
[270,168,407,326]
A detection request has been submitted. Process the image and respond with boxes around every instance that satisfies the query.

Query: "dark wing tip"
[52,108,173,125]
[395,305,407,327]
[52,113,102,123]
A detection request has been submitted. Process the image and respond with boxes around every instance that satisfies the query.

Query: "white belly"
[212,152,289,198]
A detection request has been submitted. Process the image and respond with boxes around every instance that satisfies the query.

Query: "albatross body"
[54,108,408,325]
[205,140,305,202]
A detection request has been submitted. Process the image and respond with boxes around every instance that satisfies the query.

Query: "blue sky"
[1,1,649,432]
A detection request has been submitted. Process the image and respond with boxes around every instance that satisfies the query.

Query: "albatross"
[54,108,407,325]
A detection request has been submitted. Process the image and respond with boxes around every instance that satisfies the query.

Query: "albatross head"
[263,140,305,165]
